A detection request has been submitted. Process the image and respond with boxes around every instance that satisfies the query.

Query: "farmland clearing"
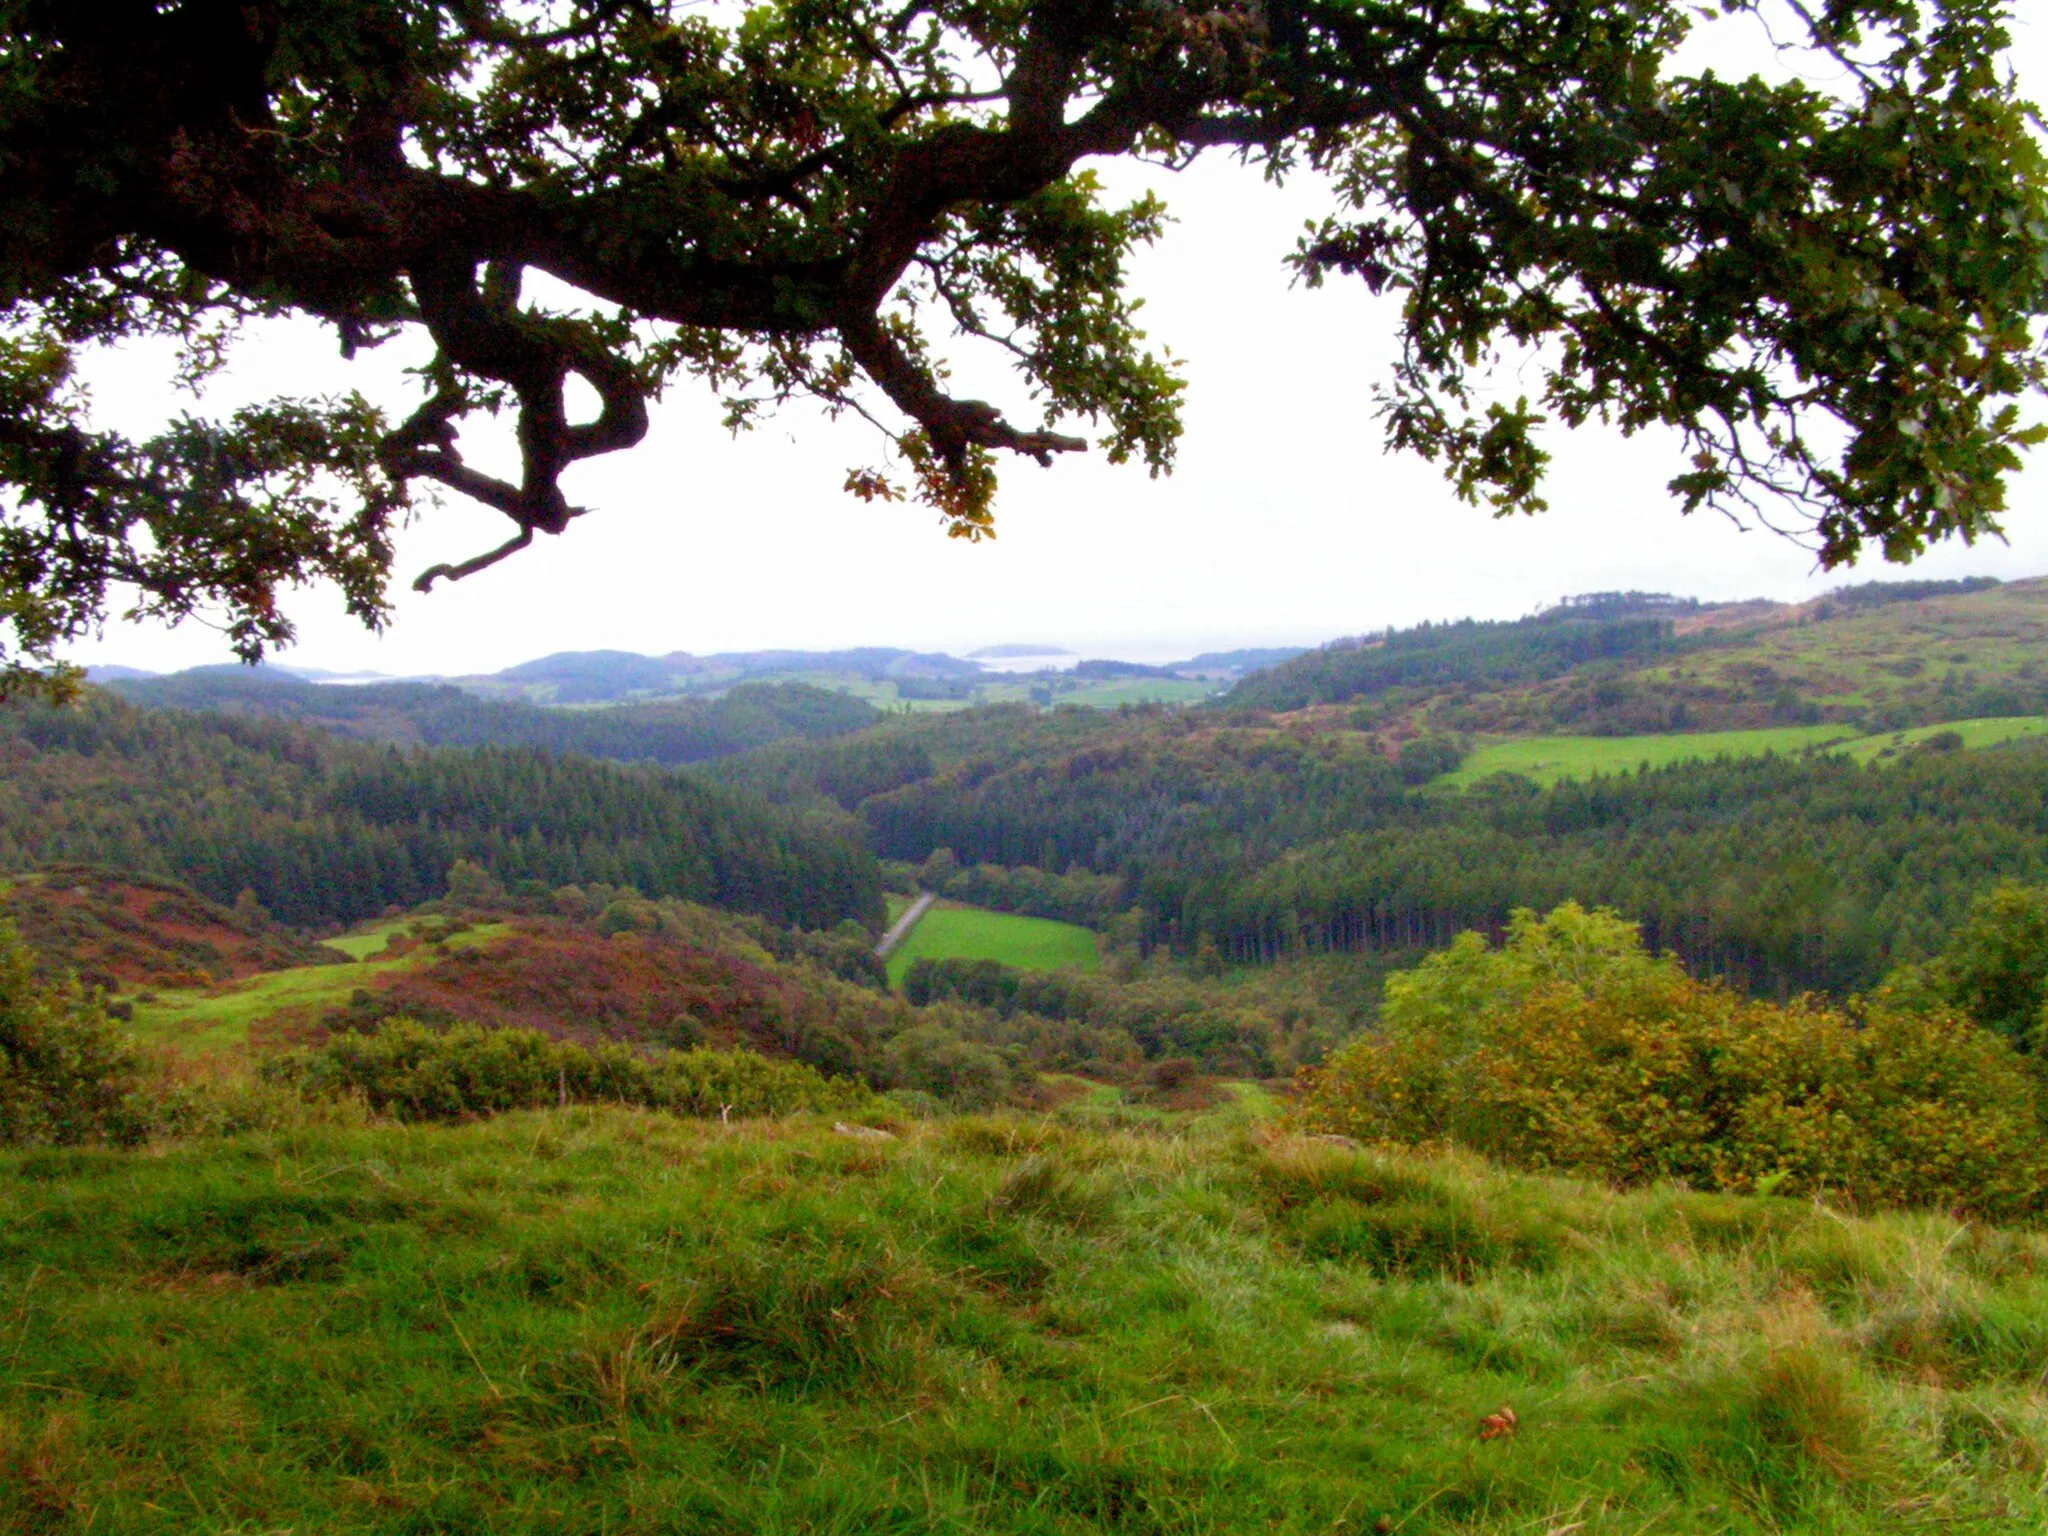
[884,902,1100,986]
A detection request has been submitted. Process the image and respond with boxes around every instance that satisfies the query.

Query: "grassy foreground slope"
[4,1107,2046,1533]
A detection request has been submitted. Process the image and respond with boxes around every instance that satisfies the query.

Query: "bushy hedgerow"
[265,1021,873,1123]
[1298,904,2048,1220]
[0,923,142,1145]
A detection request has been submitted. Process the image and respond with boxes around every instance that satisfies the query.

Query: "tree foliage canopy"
[2,0,2044,688]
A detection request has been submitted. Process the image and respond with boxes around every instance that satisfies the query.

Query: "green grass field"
[884,903,1099,986]
[1445,716,2048,787]
[126,921,510,1053]
[6,1104,2048,1534]
[1444,724,1858,787]
[1834,714,2048,763]
[1053,678,1217,708]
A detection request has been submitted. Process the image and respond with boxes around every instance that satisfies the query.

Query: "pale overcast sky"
[62,6,2048,675]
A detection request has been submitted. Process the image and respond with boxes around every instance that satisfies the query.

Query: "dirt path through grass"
[873,890,936,959]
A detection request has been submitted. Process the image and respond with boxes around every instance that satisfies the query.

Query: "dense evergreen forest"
[106,670,880,766]
[1178,746,2048,994]
[0,694,879,930]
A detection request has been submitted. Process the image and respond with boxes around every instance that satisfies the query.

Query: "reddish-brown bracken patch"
[340,918,901,1058]
[2,867,344,991]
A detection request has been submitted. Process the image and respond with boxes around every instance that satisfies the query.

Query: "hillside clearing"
[1833,714,2048,763]
[125,921,510,1053]
[884,903,1100,986]
[1445,716,2048,787]
[1444,724,1858,786]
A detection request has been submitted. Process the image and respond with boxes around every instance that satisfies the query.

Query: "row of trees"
[888,853,1128,928]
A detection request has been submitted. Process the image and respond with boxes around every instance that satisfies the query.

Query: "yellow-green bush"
[1298,904,2048,1219]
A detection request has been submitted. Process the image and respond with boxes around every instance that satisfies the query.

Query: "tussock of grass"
[6,1108,2048,1531]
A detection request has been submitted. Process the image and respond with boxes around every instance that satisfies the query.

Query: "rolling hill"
[1230,575,2044,738]
[104,670,882,767]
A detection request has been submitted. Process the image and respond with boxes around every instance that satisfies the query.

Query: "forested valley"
[698,574,2048,1000]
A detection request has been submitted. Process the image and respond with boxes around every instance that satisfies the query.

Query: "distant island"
[965,643,1076,659]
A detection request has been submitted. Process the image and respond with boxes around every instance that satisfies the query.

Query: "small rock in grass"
[834,1122,896,1142]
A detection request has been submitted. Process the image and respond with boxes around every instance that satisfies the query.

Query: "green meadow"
[1445,716,2048,787]
[6,1104,2048,1534]
[885,904,1100,987]
[1053,678,1217,709]
[1443,724,1857,787]
[1833,714,2048,764]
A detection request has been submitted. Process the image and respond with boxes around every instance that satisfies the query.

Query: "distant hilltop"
[79,573,2028,712]
[87,641,1309,703]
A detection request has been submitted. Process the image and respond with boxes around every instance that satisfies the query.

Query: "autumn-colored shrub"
[1298,904,2048,1219]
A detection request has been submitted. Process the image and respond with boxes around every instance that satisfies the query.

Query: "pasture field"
[1446,716,2048,788]
[1053,677,1217,708]
[1641,576,2048,714]
[1833,714,2048,763]
[884,902,1099,986]
[1443,724,1857,787]
[5,1105,2048,1534]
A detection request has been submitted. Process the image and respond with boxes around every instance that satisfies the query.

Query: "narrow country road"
[874,891,936,960]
